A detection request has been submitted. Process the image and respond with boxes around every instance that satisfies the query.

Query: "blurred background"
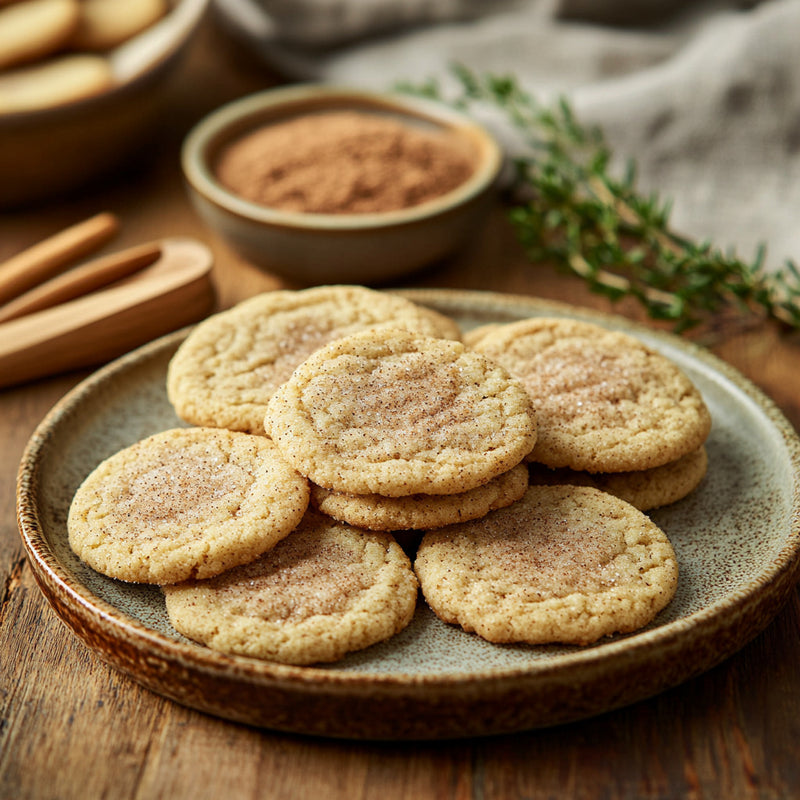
[2,0,799,370]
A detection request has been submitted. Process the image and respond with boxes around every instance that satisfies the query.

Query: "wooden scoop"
[0,237,216,389]
[0,240,161,324]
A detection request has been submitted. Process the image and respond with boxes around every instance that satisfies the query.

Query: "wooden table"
[2,20,799,800]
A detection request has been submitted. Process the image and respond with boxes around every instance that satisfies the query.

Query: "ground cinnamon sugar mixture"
[214,110,477,214]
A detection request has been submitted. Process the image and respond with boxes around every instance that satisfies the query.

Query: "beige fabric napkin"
[214,0,800,270]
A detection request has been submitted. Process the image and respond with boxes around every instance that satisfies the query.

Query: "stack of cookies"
[467,317,712,511]
[264,327,537,534]
[415,316,712,646]
[67,285,711,664]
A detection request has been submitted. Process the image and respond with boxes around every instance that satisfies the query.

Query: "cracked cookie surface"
[415,485,679,645]
[265,328,538,497]
[163,512,419,665]
[471,318,711,472]
[167,285,461,435]
[68,427,309,584]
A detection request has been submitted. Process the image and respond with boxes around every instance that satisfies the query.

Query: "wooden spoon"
[0,237,216,389]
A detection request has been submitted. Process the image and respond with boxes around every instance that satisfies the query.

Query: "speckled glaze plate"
[17,289,800,740]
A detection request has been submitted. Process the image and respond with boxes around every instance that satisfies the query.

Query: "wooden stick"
[0,241,161,324]
[0,238,215,389]
[0,212,119,306]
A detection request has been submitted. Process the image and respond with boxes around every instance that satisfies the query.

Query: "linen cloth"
[213,0,800,271]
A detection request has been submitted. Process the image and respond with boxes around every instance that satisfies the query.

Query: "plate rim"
[15,289,800,730]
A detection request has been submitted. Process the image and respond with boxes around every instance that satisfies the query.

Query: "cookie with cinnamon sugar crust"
[163,512,419,665]
[68,427,309,585]
[415,485,679,646]
[264,327,537,497]
[167,285,461,435]
[471,317,711,473]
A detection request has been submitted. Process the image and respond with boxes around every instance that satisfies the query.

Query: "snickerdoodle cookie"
[461,322,502,349]
[471,318,711,473]
[167,285,461,435]
[415,485,679,645]
[71,0,167,50]
[528,446,708,512]
[68,427,309,585]
[0,0,79,70]
[310,462,529,531]
[163,512,419,665]
[0,53,113,113]
[265,328,537,497]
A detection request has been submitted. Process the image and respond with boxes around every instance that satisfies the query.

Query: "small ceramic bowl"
[181,84,504,284]
[0,0,209,209]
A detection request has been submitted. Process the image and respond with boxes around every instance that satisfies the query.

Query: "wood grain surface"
[1,20,799,800]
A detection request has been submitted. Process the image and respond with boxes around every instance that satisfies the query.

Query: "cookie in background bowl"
[0,0,81,72]
[71,0,168,51]
[0,53,114,113]
[0,0,208,207]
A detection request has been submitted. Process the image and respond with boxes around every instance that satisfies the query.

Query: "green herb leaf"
[399,66,800,333]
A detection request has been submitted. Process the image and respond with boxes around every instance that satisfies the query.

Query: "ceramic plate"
[17,289,800,740]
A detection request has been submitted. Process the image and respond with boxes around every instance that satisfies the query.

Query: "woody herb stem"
[398,65,800,334]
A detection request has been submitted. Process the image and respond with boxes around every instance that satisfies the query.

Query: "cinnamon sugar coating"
[163,512,418,665]
[167,286,461,435]
[415,485,679,645]
[265,328,538,497]
[67,427,309,584]
[471,317,711,472]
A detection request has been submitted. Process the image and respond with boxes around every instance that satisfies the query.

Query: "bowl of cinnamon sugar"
[181,84,503,284]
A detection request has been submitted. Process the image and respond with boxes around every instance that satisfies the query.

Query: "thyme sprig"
[399,65,800,333]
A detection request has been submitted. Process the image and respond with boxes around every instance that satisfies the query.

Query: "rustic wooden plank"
[0,568,159,799]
